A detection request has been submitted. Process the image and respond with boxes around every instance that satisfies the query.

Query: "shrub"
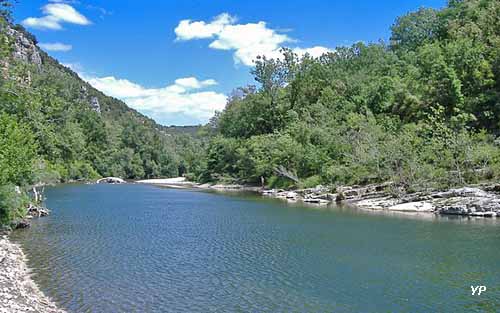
[0,185,28,226]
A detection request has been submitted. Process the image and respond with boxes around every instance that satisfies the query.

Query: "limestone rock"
[90,96,101,113]
[5,26,42,68]
[96,177,126,184]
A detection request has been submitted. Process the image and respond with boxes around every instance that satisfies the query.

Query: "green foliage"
[390,8,441,51]
[199,0,500,190]
[0,114,36,186]
[0,15,201,184]
[0,184,28,226]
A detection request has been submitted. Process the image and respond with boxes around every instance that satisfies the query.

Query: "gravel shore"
[0,235,65,313]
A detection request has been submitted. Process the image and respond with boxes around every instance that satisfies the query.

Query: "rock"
[349,183,500,217]
[434,187,490,199]
[261,189,277,195]
[27,204,50,217]
[96,177,126,184]
[4,25,42,68]
[89,96,101,113]
[211,184,243,190]
[303,198,329,204]
[262,182,499,217]
[15,220,30,229]
[79,85,102,113]
[336,182,393,202]
[483,184,500,193]
[433,187,500,217]
[354,196,399,210]
[388,201,435,212]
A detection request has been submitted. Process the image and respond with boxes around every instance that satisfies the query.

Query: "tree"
[390,7,441,51]
[0,114,36,186]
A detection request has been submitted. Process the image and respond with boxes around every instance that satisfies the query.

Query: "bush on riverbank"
[0,185,28,226]
[0,114,36,225]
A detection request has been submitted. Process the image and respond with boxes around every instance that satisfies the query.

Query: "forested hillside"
[0,4,203,224]
[193,0,500,190]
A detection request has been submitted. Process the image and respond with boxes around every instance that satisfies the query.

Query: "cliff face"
[5,25,42,67]
[80,85,101,113]
[2,23,104,113]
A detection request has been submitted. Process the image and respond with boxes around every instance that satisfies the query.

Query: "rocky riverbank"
[0,197,65,313]
[137,178,500,217]
[0,235,65,313]
[262,183,500,217]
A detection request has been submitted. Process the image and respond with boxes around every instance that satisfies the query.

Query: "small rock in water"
[15,220,30,229]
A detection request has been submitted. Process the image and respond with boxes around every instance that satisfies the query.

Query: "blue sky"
[15,0,445,126]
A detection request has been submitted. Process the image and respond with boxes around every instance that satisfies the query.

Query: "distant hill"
[161,125,202,136]
[0,19,203,181]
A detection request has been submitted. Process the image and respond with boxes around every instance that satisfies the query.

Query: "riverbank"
[136,177,262,192]
[337,184,500,217]
[0,235,65,313]
[261,184,500,217]
[137,178,500,217]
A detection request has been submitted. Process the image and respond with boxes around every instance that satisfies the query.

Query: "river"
[10,184,500,312]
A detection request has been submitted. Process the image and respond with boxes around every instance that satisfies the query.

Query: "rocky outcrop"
[335,182,394,202]
[260,183,500,217]
[261,186,335,204]
[352,186,500,216]
[89,96,101,113]
[433,187,500,217]
[27,204,50,217]
[96,177,126,184]
[1,24,42,84]
[4,25,42,68]
[80,86,101,113]
[10,203,52,230]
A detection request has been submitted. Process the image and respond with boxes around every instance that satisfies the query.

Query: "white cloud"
[38,42,73,52]
[79,73,226,125]
[22,3,91,30]
[23,16,62,30]
[175,13,236,40]
[174,13,332,66]
[293,46,332,58]
[175,77,217,89]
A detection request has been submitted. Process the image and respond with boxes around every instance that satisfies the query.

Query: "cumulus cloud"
[80,73,226,125]
[22,3,91,30]
[175,77,217,89]
[175,13,236,40]
[174,13,332,66]
[38,42,72,52]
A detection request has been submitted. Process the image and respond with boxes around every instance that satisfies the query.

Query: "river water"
[10,184,500,312]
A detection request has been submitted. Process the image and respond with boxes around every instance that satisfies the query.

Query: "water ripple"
[10,184,500,312]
